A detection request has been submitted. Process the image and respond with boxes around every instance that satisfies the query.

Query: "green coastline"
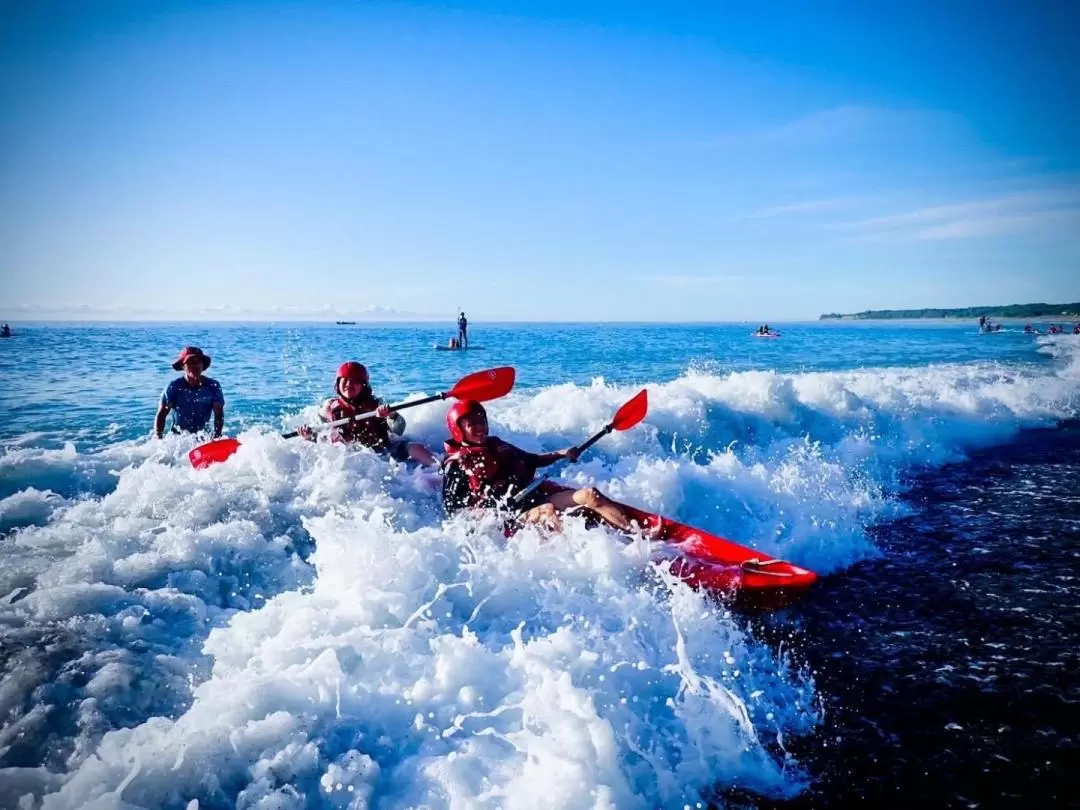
[820,303,1080,321]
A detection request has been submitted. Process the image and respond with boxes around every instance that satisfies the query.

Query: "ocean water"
[0,321,1077,809]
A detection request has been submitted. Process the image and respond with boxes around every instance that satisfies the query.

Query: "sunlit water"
[1,321,1077,809]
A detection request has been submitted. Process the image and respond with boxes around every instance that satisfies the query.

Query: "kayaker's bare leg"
[540,487,662,538]
[406,442,438,467]
[520,501,563,531]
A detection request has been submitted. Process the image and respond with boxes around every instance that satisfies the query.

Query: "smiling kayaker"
[441,399,660,535]
[299,361,438,466]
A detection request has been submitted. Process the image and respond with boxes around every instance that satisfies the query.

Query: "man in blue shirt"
[154,346,225,438]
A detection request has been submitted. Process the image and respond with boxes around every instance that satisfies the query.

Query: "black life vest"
[442,437,537,508]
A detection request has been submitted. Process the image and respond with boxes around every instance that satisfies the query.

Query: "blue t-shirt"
[161,376,224,433]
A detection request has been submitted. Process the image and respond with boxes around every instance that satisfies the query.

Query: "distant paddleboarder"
[457,312,468,348]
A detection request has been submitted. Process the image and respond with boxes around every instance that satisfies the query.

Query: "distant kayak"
[434,345,484,351]
[752,332,781,339]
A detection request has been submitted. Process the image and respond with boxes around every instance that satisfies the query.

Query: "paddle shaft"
[281,392,446,439]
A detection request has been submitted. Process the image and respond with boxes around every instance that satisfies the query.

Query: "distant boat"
[335,321,357,325]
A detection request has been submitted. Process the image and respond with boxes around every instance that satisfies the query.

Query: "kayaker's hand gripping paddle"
[510,388,648,506]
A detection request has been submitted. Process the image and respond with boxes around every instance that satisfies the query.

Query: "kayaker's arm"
[375,402,406,436]
[387,412,406,436]
[533,447,580,467]
[441,463,472,515]
[212,402,224,439]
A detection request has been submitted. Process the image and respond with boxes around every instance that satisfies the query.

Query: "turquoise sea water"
[0,320,1077,808]
[0,320,1062,449]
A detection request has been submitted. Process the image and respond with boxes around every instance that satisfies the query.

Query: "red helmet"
[446,399,486,443]
[336,362,369,384]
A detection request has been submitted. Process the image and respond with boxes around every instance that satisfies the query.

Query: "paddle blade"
[188,437,241,469]
[612,389,648,431]
[447,366,516,402]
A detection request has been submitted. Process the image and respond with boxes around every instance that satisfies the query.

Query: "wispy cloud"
[718,104,954,148]
[763,105,886,144]
[748,196,867,219]
[0,303,442,321]
[913,208,1080,240]
[832,187,1080,241]
[646,274,746,287]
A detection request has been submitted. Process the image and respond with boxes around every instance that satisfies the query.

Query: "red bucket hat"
[172,346,212,371]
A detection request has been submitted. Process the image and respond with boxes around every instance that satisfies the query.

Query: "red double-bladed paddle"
[510,388,648,505]
[188,366,517,469]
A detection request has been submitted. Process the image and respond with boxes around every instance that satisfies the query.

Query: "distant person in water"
[298,361,438,466]
[0,323,10,337]
[457,311,468,348]
[155,347,224,438]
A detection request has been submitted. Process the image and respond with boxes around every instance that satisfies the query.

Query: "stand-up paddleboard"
[434,345,484,351]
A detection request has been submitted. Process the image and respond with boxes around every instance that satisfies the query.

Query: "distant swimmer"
[155,347,224,438]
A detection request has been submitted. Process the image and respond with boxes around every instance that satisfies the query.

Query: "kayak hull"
[752,333,781,339]
[620,505,817,609]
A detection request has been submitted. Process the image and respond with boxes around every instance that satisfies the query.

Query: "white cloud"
[832,186,1080,242]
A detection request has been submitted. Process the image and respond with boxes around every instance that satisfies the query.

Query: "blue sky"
[1,0,1077,321]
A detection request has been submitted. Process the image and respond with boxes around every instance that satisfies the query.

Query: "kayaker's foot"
[631,515,664,539]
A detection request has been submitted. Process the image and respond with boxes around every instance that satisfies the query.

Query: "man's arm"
[154,403,170,438]
[211,382,225,438]
[212,402,224,438]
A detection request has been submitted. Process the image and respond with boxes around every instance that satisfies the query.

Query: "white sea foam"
[1,340,1077,808]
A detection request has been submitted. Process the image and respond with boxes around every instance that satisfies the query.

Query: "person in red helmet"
[299,362,438,466]
[441,399,659,535]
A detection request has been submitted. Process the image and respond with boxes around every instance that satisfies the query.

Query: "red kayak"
[620,505,817,610]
